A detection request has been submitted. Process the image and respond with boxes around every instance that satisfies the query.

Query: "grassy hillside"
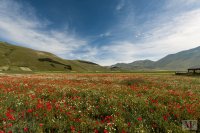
[155,46,200,70]
[0,42,107,72]
[112,46,200,71]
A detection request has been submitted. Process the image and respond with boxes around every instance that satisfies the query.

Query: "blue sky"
[0,0,200,65]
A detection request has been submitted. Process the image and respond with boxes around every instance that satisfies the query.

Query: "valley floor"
[0,73,199,132]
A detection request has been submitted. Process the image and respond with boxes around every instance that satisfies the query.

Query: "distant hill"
[0,42,107,72]
[112,46,200,71]
[111,60,155,70]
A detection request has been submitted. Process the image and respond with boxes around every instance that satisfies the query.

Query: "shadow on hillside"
[38,58,72,70]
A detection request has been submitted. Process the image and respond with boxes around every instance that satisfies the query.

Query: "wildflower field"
[0,73,199,133]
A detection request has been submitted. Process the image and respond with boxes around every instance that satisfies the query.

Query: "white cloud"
[116,0,125,11]
[87,8,200,66]
[100,32,111,37]
[91,2,200,66]
[0,0,86,58]
[1,0,200,66]
[140,8,200,56]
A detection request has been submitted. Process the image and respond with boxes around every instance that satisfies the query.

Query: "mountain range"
[112,46,200,71]
[0,41,200,72]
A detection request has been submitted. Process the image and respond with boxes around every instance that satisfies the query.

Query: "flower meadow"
[0,73,199,133]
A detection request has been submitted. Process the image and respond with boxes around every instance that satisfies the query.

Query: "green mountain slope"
[155,46,200,70]
[0,42,107,72]
[112,46,200,71]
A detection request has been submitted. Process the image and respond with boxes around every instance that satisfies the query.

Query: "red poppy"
[163,115,168,121]
[39,123,44,127]
[104,129,108,133]
[137,117,142,121]
[46,102,52,111]
[6,112,15,120]
[36,102,43,109]
[24,127,28,132]
[71,126,75,132]
[94,129,98,133]
[122,129,127,133]
[27,109,33,113]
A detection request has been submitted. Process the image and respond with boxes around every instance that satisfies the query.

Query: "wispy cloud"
[116,0,125,11]
[166,0,199,8]
[0,0,87,58]
[99,32,111,38]
[89,0,200,65]
[0,0,200,66]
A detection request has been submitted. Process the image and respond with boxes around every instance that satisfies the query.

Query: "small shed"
[188,65,200,74]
